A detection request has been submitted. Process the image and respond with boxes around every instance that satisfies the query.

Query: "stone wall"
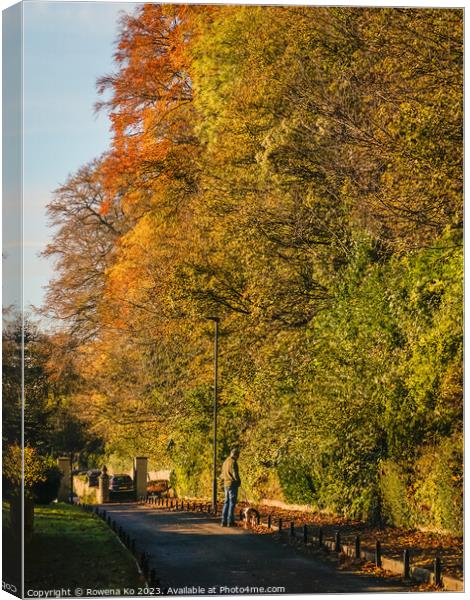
[73,474,98,503]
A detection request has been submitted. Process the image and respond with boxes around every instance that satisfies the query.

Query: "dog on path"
[242,506,260,528]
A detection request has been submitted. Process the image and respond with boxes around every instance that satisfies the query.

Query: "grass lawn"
[25,503,143,592]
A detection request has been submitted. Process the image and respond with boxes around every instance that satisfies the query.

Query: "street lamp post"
[207,317,220,513]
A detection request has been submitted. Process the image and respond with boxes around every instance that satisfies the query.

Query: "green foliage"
[379,459,413,529]
[413,434,463,533]
[3,445,50,499]
[277,457,317,506]
[168,386,213,497]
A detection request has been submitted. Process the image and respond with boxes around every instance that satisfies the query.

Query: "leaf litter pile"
[222,500,463,582]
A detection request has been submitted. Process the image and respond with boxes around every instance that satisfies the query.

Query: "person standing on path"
[220,448,241,527]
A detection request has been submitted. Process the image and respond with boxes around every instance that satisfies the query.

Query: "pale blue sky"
[21,1,135,313]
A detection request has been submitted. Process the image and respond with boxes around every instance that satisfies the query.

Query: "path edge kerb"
[257,521,464,592]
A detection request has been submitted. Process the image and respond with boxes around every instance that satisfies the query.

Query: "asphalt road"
[103,503,408,595]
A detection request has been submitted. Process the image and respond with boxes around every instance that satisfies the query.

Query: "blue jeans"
[221,483,238,525]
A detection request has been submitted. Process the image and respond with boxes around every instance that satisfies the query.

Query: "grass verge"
[25,503,143,592]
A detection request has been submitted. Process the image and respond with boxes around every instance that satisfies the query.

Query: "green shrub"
[413,434,463,533]
[277,458,316,505]
[379,459,413,528]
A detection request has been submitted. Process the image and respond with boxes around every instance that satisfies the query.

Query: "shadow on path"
[103,503,409,595]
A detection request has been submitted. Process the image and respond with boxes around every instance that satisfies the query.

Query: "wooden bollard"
[355,535,361,559]
[268,515,272,529]
[303,524,308,544]
[102,509,107,519]
[334,531,341,553]
[375,540,382,567]
[403,549,410,579]
[434,555,442,587]
[278,518,283,533]
[318,527,323,546]
[290,521,295,537]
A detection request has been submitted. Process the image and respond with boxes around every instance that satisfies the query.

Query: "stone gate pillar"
[57,457,71,502]
[98,465,110,504]
[134,457,148,499]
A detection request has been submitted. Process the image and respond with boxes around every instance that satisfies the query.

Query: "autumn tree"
[42,4,463,530]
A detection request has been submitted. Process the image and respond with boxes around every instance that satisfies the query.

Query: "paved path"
[103,504,408,595]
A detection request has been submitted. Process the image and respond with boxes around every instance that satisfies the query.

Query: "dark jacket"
[221,456,241,487]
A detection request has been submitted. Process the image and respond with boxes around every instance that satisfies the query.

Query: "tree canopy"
[41,5,462,533]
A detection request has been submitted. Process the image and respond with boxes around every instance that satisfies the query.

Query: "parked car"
[147,479,170,497]
[86,469,101,487]
[109,474,134,493]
